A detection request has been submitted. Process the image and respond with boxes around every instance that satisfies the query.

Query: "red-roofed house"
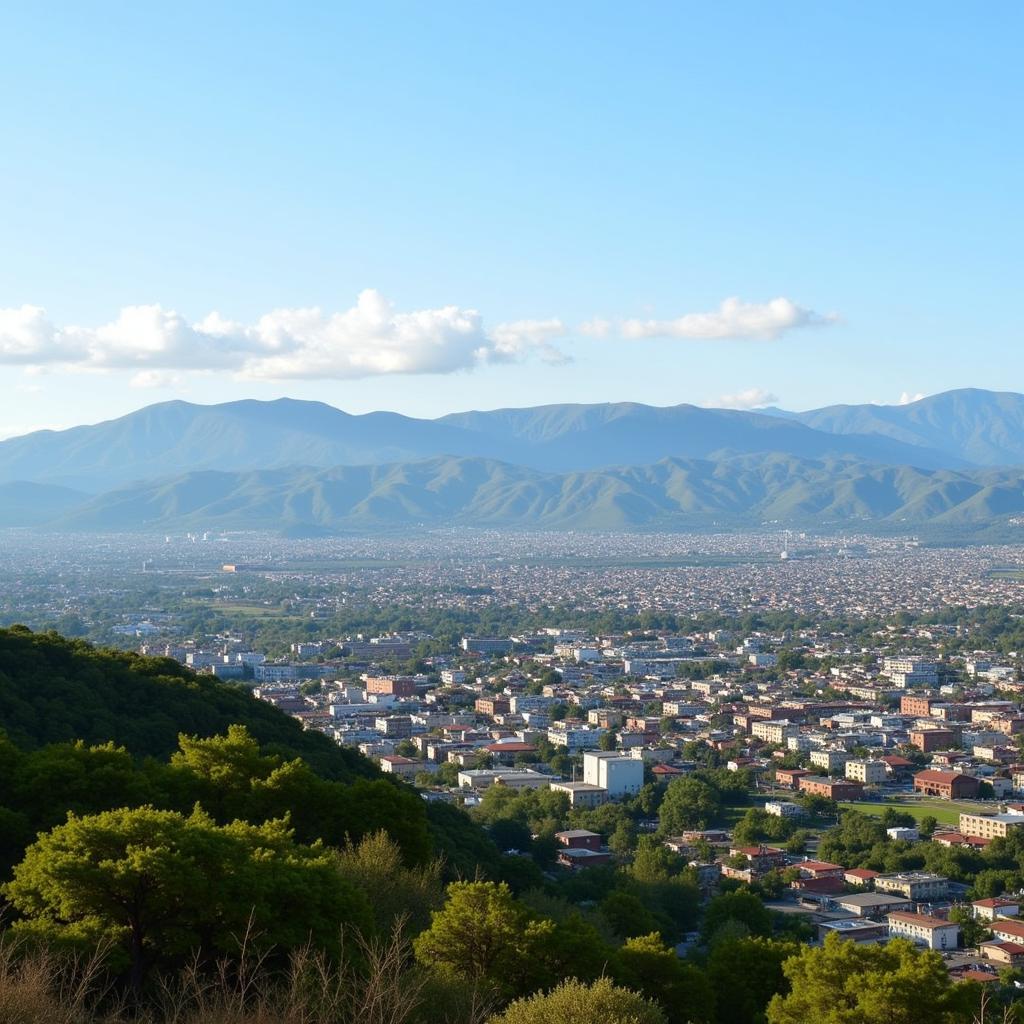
[796,860,845,880]
[844,868,879,887]
[973,897,1021,922]
[992,921,1024,943]
[980,940,1024,965]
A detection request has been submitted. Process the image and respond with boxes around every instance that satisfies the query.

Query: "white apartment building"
[886,911,958,950]
[583,751,644,798]
[752,720,797,745]
[548,725,606,752]
[883,656,939,688]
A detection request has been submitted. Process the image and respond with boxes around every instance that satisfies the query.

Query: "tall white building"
[583,751,644,798]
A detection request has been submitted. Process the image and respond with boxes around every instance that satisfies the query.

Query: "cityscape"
[2,3,1024,1023]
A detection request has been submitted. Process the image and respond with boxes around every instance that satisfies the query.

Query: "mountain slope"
[0,395,969,491]
[438,402,959,470]
[788,389,1024,466]
[0,482,89,526]
[46,453,1024,531]
[0,398,512,492]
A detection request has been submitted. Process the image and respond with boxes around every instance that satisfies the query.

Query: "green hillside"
[44,453,1024,532]
[0,625,374,781]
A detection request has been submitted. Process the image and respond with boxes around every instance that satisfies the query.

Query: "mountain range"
[2,388,1024,532]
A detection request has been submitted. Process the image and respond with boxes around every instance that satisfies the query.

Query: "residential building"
[875,872,949,901]
[752,720,797,745]
[909,728,958,752]
[846,759,888,785]
[973,898,1021,922]
[959,813,1024,841]
[886,911,959,950]
[549,781,607,808]
[378,754,420,779]
[547,724,606,751]
[365,675,417,698]
[583,750,644,798]
[810,749,852,773]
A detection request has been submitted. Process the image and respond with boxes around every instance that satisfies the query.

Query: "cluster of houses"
[220,626,1024,967]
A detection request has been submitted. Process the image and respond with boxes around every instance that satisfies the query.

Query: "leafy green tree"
[702,890,772,944]
[612,932,715,1024]
[413,881,552,998]
[488,977,665,1024]
[335,829,443,937]
[948,905,989,948]
[658,777,721,833]
[600,891,663,940]
[766,933,957,1024]
[706,937,799,1024]
[3,805,369,992]
[608,819,638,860]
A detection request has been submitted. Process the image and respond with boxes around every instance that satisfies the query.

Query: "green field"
[837,798,979,827]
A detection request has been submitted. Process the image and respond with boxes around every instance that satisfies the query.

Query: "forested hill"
[0,625,375,782]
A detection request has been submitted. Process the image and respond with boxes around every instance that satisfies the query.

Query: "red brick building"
[365,675,417,697]
[797,775,864,800]
[909,728,958,752]
[913,769,981,800]
[775,767,811,789]
[901,695,938,717]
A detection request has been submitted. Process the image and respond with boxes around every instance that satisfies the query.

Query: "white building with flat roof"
[583,751,643,798]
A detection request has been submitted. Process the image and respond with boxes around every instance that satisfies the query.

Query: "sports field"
[837,798,982,828]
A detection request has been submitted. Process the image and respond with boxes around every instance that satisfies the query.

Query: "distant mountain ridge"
[3,388,1024,532]
[779,389,1024,467]
[3,390,1013,493]
[11,452,1023,533]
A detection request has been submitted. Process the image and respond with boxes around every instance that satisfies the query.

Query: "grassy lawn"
[837,798,978,827]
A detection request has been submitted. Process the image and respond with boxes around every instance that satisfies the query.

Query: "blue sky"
[0,2,1021,436]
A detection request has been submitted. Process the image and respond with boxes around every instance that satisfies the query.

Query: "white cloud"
[0,291,835,380]
[715,387,780,410]
[0,306,67,364]
[898,391,925,405]
[0,290,566,380]
[618,297,836,341]
[242,291,493,379]
[129,370,185,389]
[489,319,570,365]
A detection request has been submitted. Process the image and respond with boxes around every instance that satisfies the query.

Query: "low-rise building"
[913,770,981,800]
[973,897,1021,922]
[887,911,959,950]
[548,781,607,807]
[846,759,888,785]
[959,813,1024,841]
[836,892,913,919]
[797,775,864,801]
[457,768,551,791]
[875,871,949,901]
